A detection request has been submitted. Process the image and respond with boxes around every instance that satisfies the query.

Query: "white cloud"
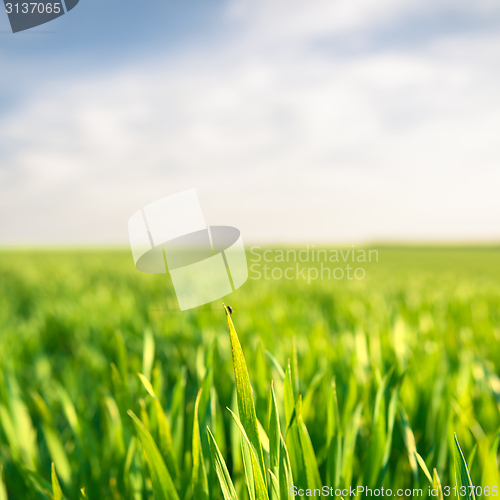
[1,0,500,243]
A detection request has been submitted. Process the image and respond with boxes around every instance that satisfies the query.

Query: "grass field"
[0,246,499,499]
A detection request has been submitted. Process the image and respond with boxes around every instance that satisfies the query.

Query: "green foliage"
[0,246,499,498]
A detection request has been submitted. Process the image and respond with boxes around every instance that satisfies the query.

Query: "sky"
[0,0,500,244]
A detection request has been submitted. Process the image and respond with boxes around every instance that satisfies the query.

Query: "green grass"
[0,246,499,499]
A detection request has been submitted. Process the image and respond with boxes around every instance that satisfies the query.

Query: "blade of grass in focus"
[454,434,476,500]
[228,408,269,500]
[224,304,267,487]
[207,427,239,500]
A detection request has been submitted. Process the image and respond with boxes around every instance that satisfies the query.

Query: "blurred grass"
[0,246,499,499]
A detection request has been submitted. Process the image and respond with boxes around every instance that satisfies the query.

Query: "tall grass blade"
[137,373,177,479]
[192,389,209,500]
[51,463,64,500]
[207,428,239,500]
[32,392,72,487]
[341,401,363,488]
[227,407,269,500]
[283,361,305,488]
[0,464,7,500]
[103,395,126,460]
[17,466,53,499]
[115,330,129,389]
[363,376,387,489]
[268,469,279,500]
[283,361,295,430]
[265,351,285,380]
[326,381,342,489]
[269,383,281,500]
[128,410,180,500]
[171,367,186,466]
[242,438,256,500]
[415,452,433,484]
[399,406,419,485]
[381,387,398,480]
[3,375,38,470]
[279,435,294,500]
[453,434,476,500]
[433,468,444,500]
[224,304,267,485]
[297,398,322,491]
[291,339,299,397]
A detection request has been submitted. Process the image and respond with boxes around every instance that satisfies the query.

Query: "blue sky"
[1,0,500,243]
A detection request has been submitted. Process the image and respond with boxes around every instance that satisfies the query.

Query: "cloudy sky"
[1,0,499,244]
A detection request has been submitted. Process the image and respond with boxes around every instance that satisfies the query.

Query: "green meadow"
[0,246,499,499]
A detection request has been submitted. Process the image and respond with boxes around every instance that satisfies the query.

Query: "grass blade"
[242,438,256,500]
[283,361,295,431]
[269,383,281,500]
[415,452,433,485]
[381,387,398,481]
[399,406,419,485]
[192,389,209,500]
[227,407,269,500]
[0,464,7,500]
[32,392,72,487]
[51,463,64,500]
[265,351,285,380]
[453,433,476,500]
[224,304,267,486]
[128,410,180,500]
[326,380,342,489]
[142,328,155,381]
[297,398,322,491]
[283,361,305,488]
[16,466,53,499]
[137,373,177,480]
[207,428,239,500]
[279,434,294,500]
[341,401,363,488]
[4,375,38,470]
[268,469,279,499]
[115,330,129,389]
[363,377,387,489]
[433,468,444,500]
[291,339,299,397]
[171,367,186,466]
